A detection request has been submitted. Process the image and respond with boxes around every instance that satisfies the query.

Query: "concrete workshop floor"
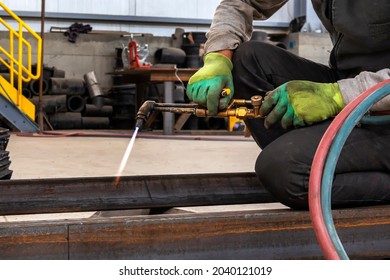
[7,130,260,179]
[2,130,290,223]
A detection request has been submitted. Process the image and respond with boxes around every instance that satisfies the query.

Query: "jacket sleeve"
[338,69,390,111]
[204,0,288,54]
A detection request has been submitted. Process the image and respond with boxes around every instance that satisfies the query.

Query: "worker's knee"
[233,41,276,63]
[255,143,311,210]
[232,41,281,99]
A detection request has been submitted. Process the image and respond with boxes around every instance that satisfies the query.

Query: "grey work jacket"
[205,0,390,77]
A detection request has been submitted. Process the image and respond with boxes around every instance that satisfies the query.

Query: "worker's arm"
[260,68,390,129]
[338,68,390,112]
[186,0,287,115]
[204,0,288,54]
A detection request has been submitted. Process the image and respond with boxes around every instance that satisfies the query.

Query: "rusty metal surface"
[0,172,274,215]
[1,173,389,259]
[0,205,390,259]
[0,223,68,259]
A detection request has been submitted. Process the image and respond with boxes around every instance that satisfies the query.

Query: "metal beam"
[1,205,390,259]
[0,10,289,36]
[0,172,274,215]
[0,10,289,28]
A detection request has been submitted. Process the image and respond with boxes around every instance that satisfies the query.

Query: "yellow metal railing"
[0,2,42,110]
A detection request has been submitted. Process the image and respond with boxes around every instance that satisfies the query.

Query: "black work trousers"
[232,41,390,209]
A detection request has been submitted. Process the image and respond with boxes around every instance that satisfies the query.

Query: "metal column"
[163,81,174,134]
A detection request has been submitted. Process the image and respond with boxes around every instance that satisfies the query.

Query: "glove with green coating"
[186,52,234,115]
[259,80,345,129]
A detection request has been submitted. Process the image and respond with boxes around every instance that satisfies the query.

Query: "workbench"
[109,67,198,134]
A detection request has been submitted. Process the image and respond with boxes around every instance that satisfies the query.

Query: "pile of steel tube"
[309,79,390,260]
[25,68,113,130]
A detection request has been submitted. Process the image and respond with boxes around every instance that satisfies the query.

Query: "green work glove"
[186,52,234,115]
[260,80,345,129]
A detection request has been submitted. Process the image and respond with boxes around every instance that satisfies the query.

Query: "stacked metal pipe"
[181,31,206,68]
[26,67,113,130]
[0,128,12,180]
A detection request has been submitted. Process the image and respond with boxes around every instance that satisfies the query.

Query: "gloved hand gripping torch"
[135,94,264,130]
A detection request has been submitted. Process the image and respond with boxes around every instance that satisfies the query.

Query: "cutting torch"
[135,93,264,130]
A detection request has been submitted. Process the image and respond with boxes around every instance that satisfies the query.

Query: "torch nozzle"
[135,100,156,130]
[135,118,145,130]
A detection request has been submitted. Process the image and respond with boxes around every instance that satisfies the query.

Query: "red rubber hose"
[309,79,390,260]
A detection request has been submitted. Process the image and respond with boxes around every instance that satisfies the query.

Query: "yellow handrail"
[0,2,42,103]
